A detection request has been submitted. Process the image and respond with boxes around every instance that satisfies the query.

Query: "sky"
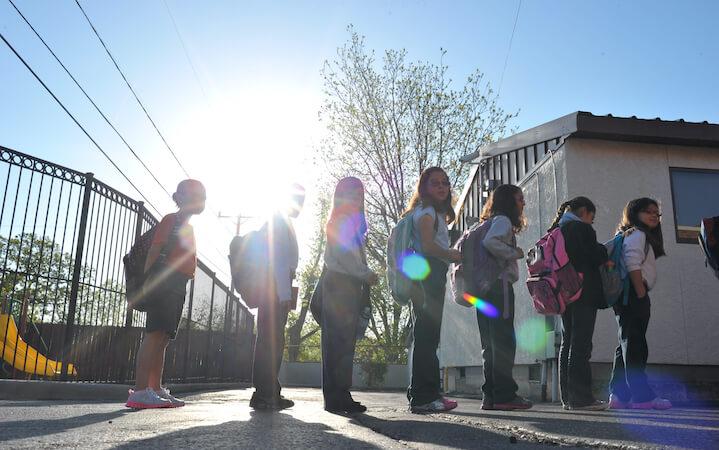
[1,0,718,282]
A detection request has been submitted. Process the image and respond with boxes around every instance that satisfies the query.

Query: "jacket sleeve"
[623,230,647,272]
[482,216,522,262]
[575,223,608,267]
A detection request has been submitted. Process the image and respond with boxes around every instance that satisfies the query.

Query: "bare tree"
[316,27,517,356]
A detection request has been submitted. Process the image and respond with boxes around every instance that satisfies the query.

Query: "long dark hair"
[617,197,666,258]
[404,167,456,224]
[326,177,368,247]
[480,184,526,232]
[549,196,596,230]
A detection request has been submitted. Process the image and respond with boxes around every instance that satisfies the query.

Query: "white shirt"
[623,229,657,291]
[412,205,450,257]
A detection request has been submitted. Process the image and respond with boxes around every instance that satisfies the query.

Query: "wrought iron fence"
[0,145,254,383]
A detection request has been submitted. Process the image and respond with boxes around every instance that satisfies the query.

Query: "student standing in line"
[549,197,610,411]
[250,184,305,411]
[609,198,672,410]
[406,167,462,414]
[321,177,378,413]
[126,179,206,409]
[477,184,532,411]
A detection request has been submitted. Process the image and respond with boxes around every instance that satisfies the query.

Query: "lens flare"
[462,293,499,318]
[516,317,548,352]
[399,251,430,280]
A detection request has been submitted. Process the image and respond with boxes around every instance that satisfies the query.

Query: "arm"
[624,231,648,298]
[482,216,523,261]
[417,214,459,262]
[144,216,172,273]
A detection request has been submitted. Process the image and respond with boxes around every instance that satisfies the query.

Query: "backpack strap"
[157,215,182,265]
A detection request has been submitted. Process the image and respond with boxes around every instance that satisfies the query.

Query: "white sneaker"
[156,387,185,407]
[126,388,173,409]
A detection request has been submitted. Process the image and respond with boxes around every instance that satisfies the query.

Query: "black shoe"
[250,393,294,410]
[325,399,367,414]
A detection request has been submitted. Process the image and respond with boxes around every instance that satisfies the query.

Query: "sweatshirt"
[323,213,374,283]
[623,229,657,291]
[482,215,523,283]
[560,220,609,308]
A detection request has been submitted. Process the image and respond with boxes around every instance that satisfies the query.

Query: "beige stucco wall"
[440,138,719,370]
[565,138,719,366]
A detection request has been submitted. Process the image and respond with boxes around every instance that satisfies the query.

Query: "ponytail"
[549,201,572,230]
[548,196,597,231]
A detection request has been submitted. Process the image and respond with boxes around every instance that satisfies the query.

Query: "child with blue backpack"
[405,167,462,413]
[477,184,532,411]
[609,198,672,410]
[549,196,609,411]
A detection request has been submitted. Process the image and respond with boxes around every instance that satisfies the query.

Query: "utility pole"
[217,212,254,236]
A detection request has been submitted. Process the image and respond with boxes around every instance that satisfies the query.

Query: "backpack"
[450,219,506,308]
[699,216,719,280]
[123,216,180,312]
[526,227,583,315]
[229,228,271,308]
[123,227,158,312]
[599,234,625,309]
[386,209,437,306]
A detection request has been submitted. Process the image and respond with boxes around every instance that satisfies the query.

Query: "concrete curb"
[0,380,251,401]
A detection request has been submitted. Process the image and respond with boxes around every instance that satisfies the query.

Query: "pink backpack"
[525,227,583,315]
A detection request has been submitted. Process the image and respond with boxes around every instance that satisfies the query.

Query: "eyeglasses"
[641,210,662,217]
[430,181,451,188]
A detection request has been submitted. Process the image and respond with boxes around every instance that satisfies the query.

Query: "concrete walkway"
[0,388,717,449]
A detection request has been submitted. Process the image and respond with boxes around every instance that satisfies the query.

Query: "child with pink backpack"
[547,197,609,411]
[476,185,532,411]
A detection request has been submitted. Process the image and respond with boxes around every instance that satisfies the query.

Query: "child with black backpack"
[609,198,672,410]
[549,196,609,411]
[477,184,532,411]
[126,179,205,409]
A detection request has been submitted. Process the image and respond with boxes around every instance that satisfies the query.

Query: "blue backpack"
[386,210,437,306]
[600,231,650,308]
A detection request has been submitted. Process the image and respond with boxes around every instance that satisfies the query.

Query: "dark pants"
[407,257,448,407]
[252,297,289,400]
[321,270,362,405]
[559,299,598,406]
[610,286,656,403]
[476,280,518,404]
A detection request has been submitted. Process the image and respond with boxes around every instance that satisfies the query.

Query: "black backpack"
[699,216,719,280]
[123,227,158,312]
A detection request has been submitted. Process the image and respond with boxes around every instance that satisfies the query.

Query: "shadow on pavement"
[113,411,382,449]
[451,409,719,450]
[351,414,531,449]
[0,410,130,442]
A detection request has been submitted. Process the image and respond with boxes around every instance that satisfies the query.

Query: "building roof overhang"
[460,111,719,163]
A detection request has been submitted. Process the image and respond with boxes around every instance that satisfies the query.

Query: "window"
[669,168,719,244]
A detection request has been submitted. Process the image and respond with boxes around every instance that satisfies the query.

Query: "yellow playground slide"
[0,313,77,377]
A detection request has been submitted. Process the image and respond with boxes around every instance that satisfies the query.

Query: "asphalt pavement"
[0,388,717,449]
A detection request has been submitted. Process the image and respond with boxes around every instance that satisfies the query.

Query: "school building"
[440,111,719,403]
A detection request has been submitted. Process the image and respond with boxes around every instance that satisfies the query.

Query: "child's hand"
[605,261,616,269]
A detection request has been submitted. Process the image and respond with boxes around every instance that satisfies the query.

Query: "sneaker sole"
[491,404,533,411]
[569,405,609,411]
[125,401,173,409]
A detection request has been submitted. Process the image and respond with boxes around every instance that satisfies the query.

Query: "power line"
[7,0,173,200]
[497,0,522,97]
[73,0,238,239]
[161,0,209,103]
[74,0,192,179]
[0,30,162,216]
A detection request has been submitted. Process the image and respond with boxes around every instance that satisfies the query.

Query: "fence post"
[118,201,144,384]
[204,273,216,382]
[182,278,195,383]
[61,172,93,380]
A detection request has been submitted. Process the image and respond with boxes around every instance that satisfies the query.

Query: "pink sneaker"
[607,394,631,410]
[633,397,672,410]
[440,397,458,411]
